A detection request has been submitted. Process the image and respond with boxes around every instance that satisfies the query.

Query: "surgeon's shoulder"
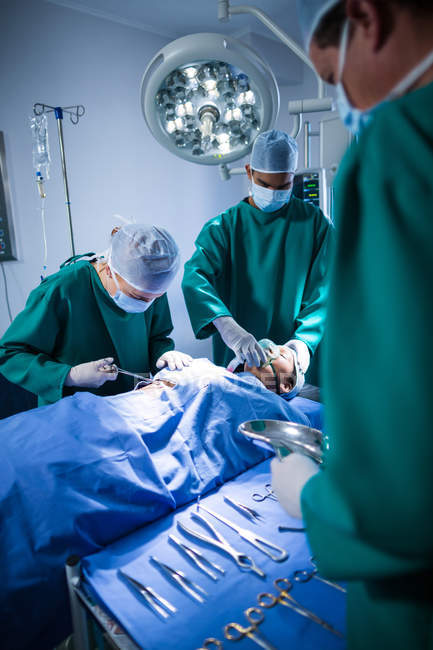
[199,202,243,242]
[35,260,92,302]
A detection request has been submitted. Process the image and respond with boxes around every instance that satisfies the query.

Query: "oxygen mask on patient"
[243,339,304,398]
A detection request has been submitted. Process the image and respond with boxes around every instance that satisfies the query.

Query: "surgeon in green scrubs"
[182,129,332,375]
[272,1,433,648]
[0,224,192,406]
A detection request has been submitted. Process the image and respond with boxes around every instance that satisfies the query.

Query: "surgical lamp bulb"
[141,33,279,165]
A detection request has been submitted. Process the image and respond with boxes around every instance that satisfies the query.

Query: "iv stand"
[33,103,85,256]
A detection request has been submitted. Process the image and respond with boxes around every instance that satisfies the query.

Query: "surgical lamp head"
[109,224,180,294]
[250,129,298,174]
[296,0,340,53]
[140,33,279,165]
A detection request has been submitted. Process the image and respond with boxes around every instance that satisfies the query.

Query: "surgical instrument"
[224,607,277,650]
[118,570,177,619]
[198,503,288,562]
[251,484,278,502]
[224,496,263,522]
[293,557,346,593]
[278,525,305,532]
[168,534,225,581]
[100,363,153,384]
[258,578,344,638]
[178,512,266,578]
[150,556,207,603]
[197,640,223,650]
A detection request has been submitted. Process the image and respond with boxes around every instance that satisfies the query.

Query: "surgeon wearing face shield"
[182,129,332,379]
[271,2,433,649]
[0,224,192,406]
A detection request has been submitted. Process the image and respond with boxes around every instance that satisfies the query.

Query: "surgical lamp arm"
[218,0,324,98]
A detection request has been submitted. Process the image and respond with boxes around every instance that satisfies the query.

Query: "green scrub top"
[182,197,332,367]
[301,82,433,649]
[0,258,174,406]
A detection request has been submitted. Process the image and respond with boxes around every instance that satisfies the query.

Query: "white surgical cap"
[251,130,298,174]
[296,0,340,52]
[109,224,180,294]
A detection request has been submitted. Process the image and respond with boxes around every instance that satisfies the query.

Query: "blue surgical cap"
[251,130,298,174]
[109,223,180,293]
[296,0,340,51]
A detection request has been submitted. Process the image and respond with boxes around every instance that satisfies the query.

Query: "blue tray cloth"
[83,459,345,650]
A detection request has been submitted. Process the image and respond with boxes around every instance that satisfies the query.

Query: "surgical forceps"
[293,557,347,593]
[251,484,278,503]
[198,503,287,562]
[258,578,344,638]
[100,363,153,384]
[150,556,207,603]
[224,607,277,650]
[178,511,266,577]
[224,496,264,522]
[168,534,225,581]
[119,570,177,619]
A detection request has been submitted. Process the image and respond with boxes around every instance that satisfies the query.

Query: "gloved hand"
[64,357,118,388]
[214,316,267,368]
[271,453,319,519]
[156,350,193,371]
[284,339,310,374]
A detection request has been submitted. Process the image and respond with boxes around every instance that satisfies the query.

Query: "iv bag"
[30,114,51,179]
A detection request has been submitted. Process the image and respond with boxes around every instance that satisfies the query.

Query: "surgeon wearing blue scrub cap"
[0,223,192,406]
[272,2,433,649]
[183,128,332,382]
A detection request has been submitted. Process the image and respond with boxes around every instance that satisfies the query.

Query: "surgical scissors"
[257,578,344,638]
[198,503,288,562]
[251,484,278,503]
[100,363,153,384]
[224,607,277,650]
[293,557,346,593]
[119,570,177,619]
[178,512,266,577]
[150,556,207,603]
[168,534,225,581]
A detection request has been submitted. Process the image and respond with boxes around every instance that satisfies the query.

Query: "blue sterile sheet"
[0,359,320,650]
[83,459,346,650]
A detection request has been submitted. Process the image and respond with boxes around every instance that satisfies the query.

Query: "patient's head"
[245,347,297,395]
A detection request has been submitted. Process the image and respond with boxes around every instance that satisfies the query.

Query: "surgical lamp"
[140,32,279,165]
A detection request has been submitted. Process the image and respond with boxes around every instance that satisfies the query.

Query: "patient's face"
[245,347,296,394]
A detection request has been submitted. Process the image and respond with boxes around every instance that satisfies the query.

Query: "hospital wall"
[0,0,332,359]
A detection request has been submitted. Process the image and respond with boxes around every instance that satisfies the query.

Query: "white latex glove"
[284,339,311,374]
[214,316,267,368]
[271,453,319,519]
[156,350,193,371]
[64,357,118,388]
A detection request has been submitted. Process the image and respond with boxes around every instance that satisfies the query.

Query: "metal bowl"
[238,419,324,463]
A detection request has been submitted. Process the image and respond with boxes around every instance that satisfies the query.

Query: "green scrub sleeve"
[291,215,332,355]
[182,220,232,340]
[0,289,71,404]
[148,294,175,374]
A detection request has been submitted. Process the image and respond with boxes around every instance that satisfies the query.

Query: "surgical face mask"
[109,265,155,313]
[337,21,433,136]
[251,180,292,213]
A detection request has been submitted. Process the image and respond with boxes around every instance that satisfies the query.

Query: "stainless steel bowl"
[238,419,324,463]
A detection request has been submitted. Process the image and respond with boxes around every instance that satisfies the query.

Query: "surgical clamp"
[178,512,266,578]
[225,607,277,650]
[293,557,346,593]
[258,578,344,638]
[168,534,225,581]
[198,503,288,562]
[119,570,177,619]
[251,484,278,502]
[150,556,207,603]
[224,496,264,522]
[100,363,153,384]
